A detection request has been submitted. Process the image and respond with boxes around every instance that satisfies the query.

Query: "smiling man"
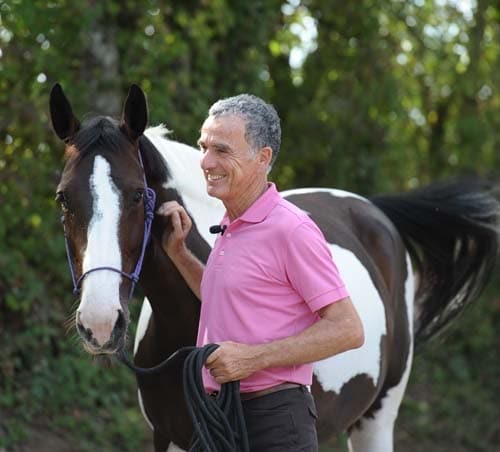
[158,94,364,451]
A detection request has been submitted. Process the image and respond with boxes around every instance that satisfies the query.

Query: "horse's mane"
[143,125,210,200]
[139,126,171,185]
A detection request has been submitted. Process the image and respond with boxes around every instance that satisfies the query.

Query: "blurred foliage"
[396,279,500,452]
[0,0,499,450]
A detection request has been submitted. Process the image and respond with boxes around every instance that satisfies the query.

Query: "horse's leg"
[347,344,414,452]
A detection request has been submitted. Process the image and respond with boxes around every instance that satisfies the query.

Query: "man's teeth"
[208,175,225,181]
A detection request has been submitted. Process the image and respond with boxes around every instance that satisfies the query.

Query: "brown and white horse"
[50,83,499,452]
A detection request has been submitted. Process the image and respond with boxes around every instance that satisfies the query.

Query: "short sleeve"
[285,221,349,312]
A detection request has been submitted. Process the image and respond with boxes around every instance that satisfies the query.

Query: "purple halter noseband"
[62,149,156,300]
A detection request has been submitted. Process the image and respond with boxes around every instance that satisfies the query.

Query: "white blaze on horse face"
[313,244,387,393]
[77,156,122,347]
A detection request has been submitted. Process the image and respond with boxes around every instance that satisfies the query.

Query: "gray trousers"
[242,386,318,452]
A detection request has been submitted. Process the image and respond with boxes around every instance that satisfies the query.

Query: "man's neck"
[226,181,269,221]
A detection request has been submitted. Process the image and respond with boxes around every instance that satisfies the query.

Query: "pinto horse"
[50,83,499,452]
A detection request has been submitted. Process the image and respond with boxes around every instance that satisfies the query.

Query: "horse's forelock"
[73,116,133,157]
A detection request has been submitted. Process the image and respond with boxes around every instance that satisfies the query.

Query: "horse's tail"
[370,178,500,346]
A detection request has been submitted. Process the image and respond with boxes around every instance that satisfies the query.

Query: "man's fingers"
[205,349,219,366]
[157,200,179,216]
[157,201,191,237]
[214,376,231,385]
[157,201,184,217]
[170,211,183,238]
[178,209,192,231]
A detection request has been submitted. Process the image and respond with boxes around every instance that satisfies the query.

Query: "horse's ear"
[121,84,148,141]
[49,83,80,142]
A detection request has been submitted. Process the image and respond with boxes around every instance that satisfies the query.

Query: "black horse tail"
[370,178,500,346]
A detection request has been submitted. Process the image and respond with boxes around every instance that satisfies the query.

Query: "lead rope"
[118,344,249,452]
[183,344,250,452]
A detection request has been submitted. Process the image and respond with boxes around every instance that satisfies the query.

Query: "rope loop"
[183,344,250,452]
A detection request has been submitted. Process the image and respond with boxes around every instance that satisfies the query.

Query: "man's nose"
[200,149,215,170]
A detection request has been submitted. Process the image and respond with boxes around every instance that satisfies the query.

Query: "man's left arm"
[206,296,364,384]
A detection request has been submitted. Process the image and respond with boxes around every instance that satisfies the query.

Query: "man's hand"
[157,201,192,258]
[205,342,264,384]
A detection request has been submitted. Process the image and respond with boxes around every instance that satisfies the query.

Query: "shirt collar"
[221,182,281,226]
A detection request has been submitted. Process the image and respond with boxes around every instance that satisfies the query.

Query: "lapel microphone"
[209,225,227,235]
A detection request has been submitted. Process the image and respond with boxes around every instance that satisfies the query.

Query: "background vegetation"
[1,0,499,450]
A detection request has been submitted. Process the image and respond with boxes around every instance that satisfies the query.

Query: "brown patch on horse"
[312,373,377,441]
[285,192,412,423]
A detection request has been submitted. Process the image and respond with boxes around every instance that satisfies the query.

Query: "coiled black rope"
[117,344,249,452]
[183,344,250,452]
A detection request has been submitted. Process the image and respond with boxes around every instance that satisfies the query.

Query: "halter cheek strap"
[62,149,156,301]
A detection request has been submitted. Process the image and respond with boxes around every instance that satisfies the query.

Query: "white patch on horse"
[167,443,186,452]
[77,156,122,346]
[313,244,386,393]
[134,297,152,354]
[145,127,225,247]
[137,389,154,431]
[282,187,369,203]
[348,254,415,452]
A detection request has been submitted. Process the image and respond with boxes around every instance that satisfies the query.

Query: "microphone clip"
[209,224,227,235]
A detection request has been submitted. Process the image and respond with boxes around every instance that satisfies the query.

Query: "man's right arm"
[157,201,205,300]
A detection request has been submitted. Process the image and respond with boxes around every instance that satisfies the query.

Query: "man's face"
[198,114,266,204]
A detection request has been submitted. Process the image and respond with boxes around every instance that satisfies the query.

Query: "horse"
[49,83,500,452]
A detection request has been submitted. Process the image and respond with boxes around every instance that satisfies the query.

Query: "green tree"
[1,0,499,450]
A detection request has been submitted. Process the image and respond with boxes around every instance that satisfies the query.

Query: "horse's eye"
[55,191,68,210]
[133,189,144,204]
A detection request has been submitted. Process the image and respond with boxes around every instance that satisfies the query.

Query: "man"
[158,94,364,451]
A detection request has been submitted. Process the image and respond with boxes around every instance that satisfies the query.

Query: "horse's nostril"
[116,310,125,329]
[76,312,93,341]
[110,310,127,346]
[76,321,93,342]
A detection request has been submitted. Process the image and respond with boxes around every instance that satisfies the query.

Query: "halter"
[62,149,156,300]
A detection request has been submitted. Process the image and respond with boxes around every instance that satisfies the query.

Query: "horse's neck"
[138,128,224,344]
[144,126,224,247]
[140,242,200,338]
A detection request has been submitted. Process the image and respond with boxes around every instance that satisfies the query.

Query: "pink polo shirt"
[197,183,349,393]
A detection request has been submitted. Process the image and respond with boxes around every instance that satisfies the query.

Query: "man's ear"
[259,146,273,166]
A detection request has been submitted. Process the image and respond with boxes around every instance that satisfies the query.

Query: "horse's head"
[50,83,150,355]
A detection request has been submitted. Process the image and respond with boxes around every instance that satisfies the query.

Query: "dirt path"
[3,427,155,452]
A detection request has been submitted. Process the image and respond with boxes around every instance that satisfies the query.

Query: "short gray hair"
[208,94,281,167]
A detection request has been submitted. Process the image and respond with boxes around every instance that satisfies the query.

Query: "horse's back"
[282,188,414,438]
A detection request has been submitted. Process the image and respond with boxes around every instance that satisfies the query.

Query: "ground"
[2,426,155,452]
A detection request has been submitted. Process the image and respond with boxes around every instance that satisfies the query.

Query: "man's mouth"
[207,174,226,181]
